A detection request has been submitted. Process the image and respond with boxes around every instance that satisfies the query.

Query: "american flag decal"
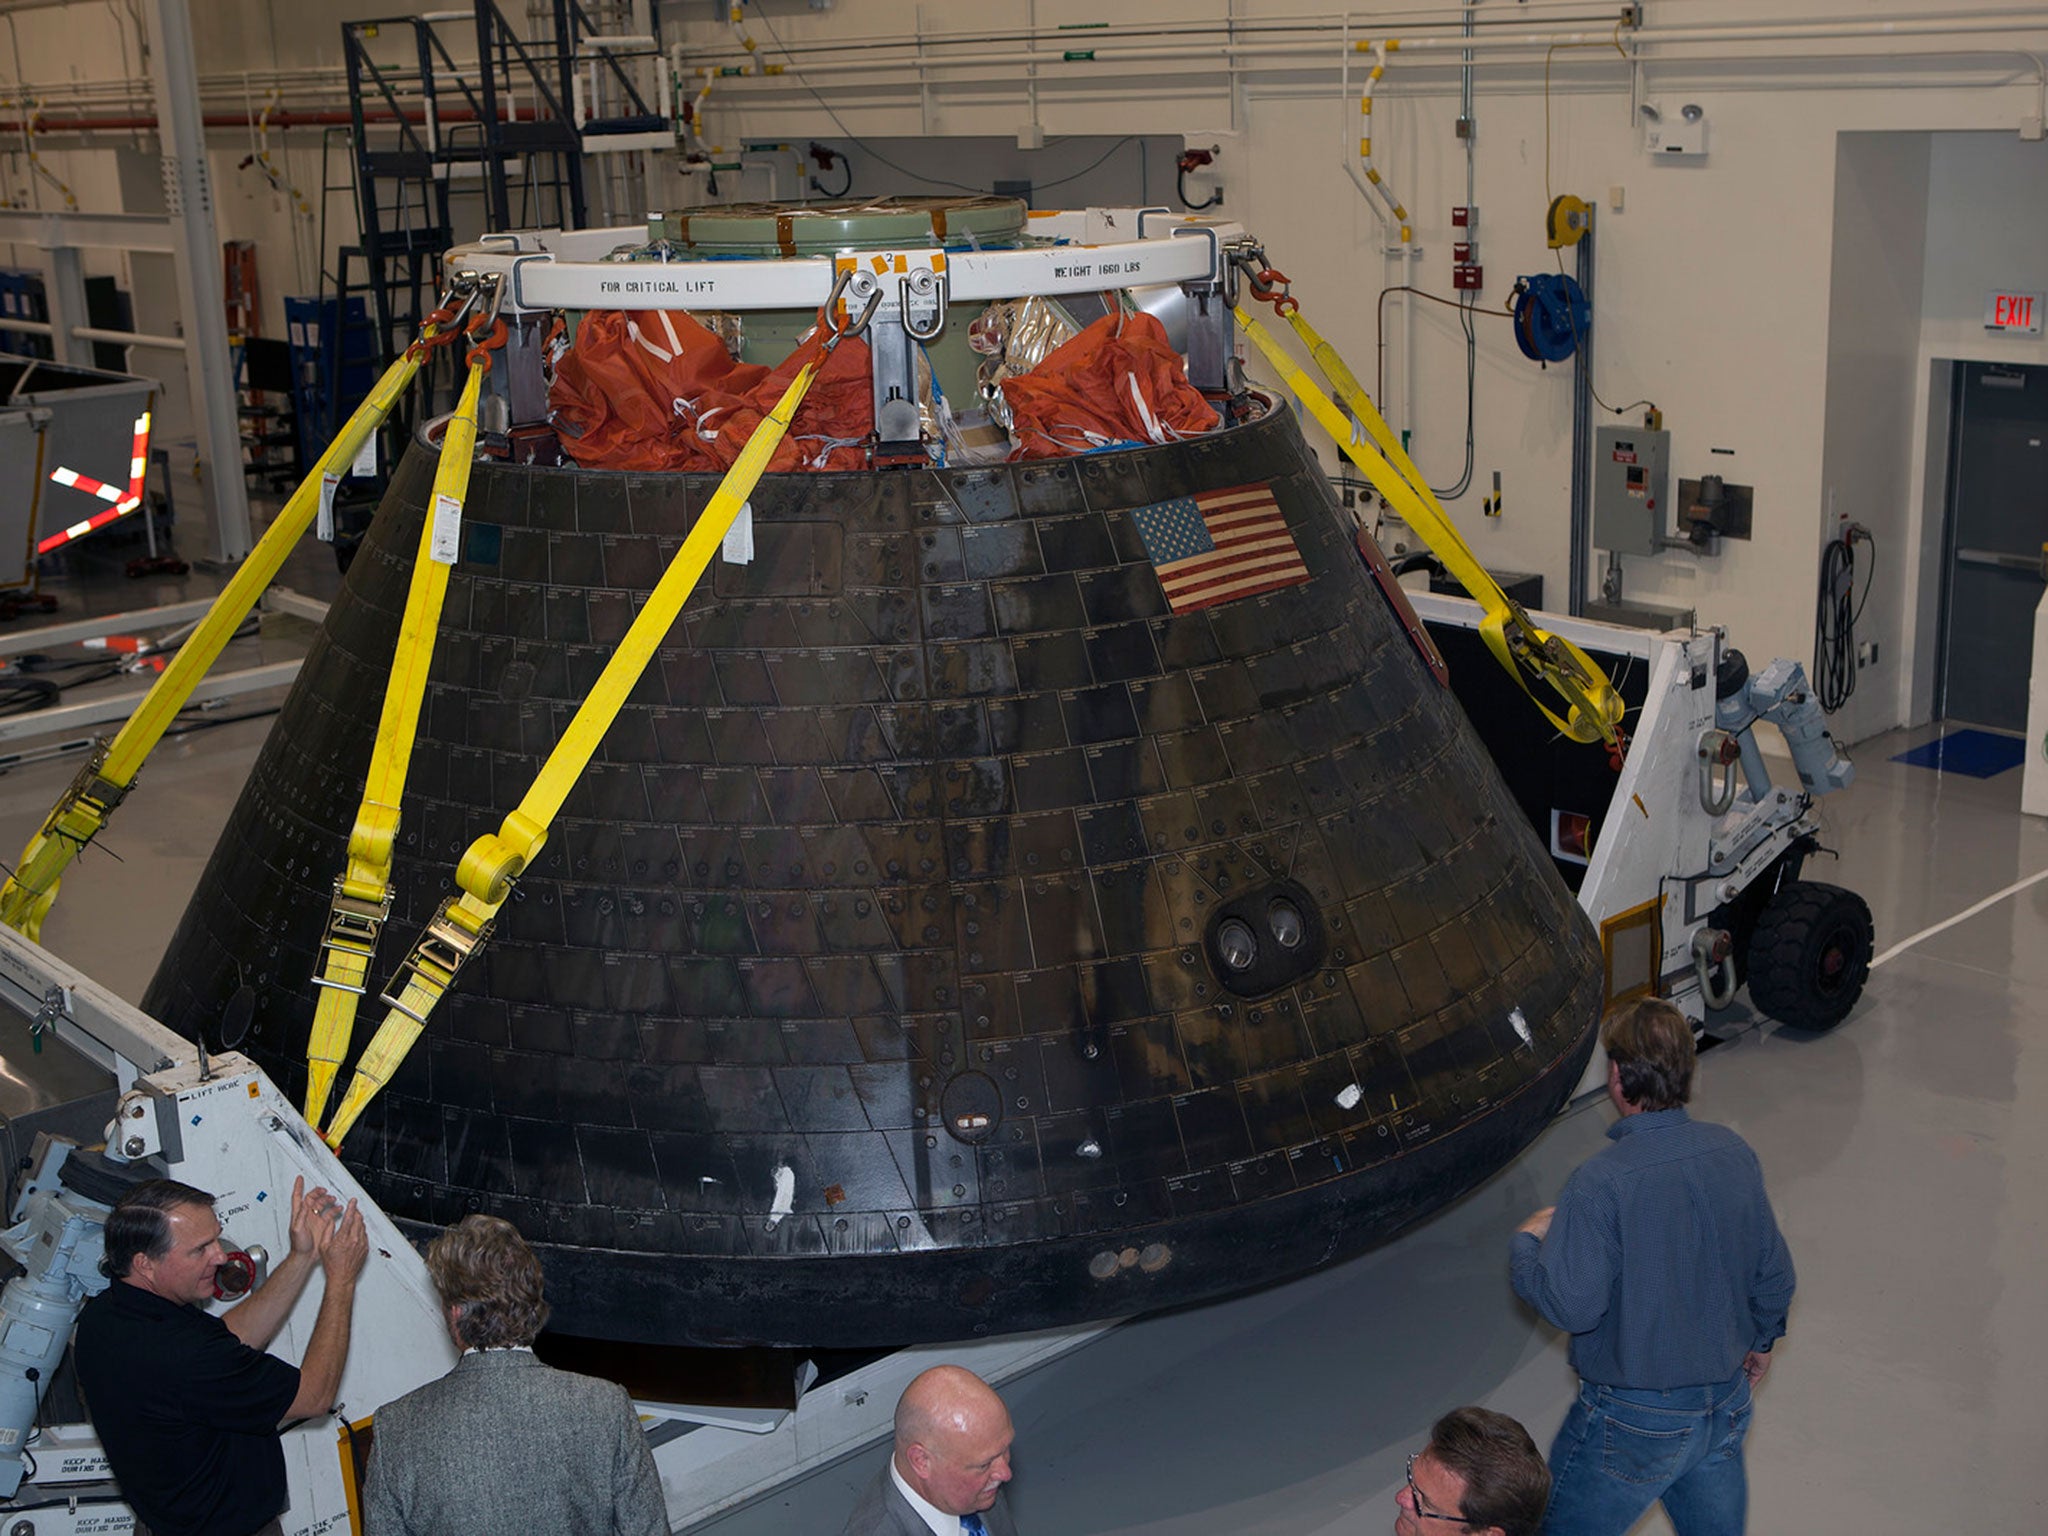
[1128,483,1311,614]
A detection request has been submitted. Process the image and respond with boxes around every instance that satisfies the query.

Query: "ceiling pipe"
[680,13,2048,71]
[672,7,2048,62]
[676,26,2048,124]
[0,105,550,135]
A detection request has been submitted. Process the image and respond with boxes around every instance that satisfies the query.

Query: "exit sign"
[1986,290,2044,334]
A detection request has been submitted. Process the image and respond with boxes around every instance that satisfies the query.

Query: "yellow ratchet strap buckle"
[56,745,131,824]
[309,881,395,995]
[377,899,495,1024]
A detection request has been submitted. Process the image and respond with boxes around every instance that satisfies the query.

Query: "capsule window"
[1204,879,1326,998]
[1268,899,1304,950]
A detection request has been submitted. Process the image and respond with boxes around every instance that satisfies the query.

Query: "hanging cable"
[1814,523,1874,714]
[1376,284,1511,398]
[749,6,1139,198]
[806,141,852,197]
[1543,25,1627,208]
[1431,288,1478,500]
[1547,260,1656,417]
[748,7,986,192]
[1034,136,1139,191]
[1373,283,1506,500]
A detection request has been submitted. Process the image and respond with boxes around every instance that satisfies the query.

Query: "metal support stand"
[39,248,90,371]
[1567,216,1594,618]
[141,0,253,564]
[1564,219,1597,618]
[847,261,945,466]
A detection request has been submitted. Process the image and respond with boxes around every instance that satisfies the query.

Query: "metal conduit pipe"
[0,316,185,352]
[0,104,553,135]
[688,41,2048,129]
[674,7,2048,64]
[676,15,2048,80]
[689,51,2048,152]
[682,8,1626,63]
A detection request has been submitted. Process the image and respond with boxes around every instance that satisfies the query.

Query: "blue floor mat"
[1890,728,2026,778]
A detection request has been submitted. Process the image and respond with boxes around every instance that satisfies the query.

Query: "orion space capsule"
[142,199,1603,1347]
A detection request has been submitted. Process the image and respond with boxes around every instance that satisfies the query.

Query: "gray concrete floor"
[0,554,2036,1533]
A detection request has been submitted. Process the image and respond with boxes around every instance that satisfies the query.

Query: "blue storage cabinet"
[286,294,376,469]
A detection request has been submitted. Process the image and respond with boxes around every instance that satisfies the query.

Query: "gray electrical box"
[1593,425,1669,556]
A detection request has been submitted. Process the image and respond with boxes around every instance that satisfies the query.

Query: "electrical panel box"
[1450,206,1480,292]
[1593,425,1669,557]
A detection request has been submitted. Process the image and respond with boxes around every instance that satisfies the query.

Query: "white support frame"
[145,0,254,564]
[0,660,302,746]
[1406,593,1829,1098]
[0,599,218,657]
[0,921,460,1536]
[451,209,1235,315]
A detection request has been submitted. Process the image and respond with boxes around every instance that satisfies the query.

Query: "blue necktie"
[961,1517,987,1536]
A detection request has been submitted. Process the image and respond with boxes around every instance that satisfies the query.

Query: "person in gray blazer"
[361,1215,668,1536]
[840,1365,1019,1536]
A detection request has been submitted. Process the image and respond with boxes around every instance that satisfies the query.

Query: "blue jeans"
[1543,1370,1753,1536]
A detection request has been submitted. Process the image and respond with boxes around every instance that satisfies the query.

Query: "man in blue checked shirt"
[1510,998,1795,1536]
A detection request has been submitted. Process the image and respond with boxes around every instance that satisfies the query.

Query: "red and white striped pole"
[42,411,152,554]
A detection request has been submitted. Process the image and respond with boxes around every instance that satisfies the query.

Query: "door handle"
[1956,545,2048,579]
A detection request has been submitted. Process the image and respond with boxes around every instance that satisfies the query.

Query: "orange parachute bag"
[549,308,770,472]
[709,327,874,473]
[1000,310,1219,459]
[550,308,876,472]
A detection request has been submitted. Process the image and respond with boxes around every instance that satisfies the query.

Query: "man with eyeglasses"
[1511,998,1796,1535]
[1396,1407,1550,1536]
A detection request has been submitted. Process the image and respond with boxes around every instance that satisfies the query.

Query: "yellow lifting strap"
[302,360,487,1129]
[1233,304,1624,749]
[0,344,433,943]
[320,277,878,1149]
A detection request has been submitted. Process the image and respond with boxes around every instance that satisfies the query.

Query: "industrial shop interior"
[0,1,2041,1533]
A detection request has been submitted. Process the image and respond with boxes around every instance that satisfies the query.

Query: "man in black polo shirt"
[74,1176,368,1536]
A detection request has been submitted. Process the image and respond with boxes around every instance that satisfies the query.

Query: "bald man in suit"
[841,1366,1019,1536]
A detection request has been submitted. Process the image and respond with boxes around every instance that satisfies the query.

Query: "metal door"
[1940,361,2048,730]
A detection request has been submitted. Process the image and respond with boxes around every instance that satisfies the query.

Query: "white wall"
[1816,131,1931,747]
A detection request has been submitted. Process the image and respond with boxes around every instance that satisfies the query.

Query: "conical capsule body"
[144,403,1602,1347]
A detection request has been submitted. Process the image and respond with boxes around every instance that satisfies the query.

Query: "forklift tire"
[1745,880,1873,1031]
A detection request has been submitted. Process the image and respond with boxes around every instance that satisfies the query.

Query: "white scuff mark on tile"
[1335,1082,1363,1110]
[766,1163,796,1228]
[1509,1007,1532,1046]
[724,500,755,564]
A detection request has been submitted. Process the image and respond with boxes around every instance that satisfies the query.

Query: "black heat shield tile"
[146,401,1603,1350]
